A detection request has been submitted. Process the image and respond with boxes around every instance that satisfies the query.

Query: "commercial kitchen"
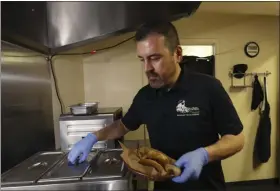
[1,1,279,191]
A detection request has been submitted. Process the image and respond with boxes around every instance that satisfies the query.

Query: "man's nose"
[144,61,153,72]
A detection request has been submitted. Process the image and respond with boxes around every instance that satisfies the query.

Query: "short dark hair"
[135,21,180,53]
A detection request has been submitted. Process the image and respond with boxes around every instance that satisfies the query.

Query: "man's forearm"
[93,120,129,141]
[204,132,245,162]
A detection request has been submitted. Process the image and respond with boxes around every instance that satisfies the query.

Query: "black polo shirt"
[122,67,243,190]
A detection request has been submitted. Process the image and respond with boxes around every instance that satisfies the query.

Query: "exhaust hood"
[2,1,201,54]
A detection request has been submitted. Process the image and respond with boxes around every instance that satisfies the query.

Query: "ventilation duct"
[2,1,201,54]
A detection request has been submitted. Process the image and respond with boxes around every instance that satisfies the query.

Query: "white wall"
[51,55,85,149]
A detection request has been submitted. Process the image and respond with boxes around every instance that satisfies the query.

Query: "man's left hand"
[172,148,209,183]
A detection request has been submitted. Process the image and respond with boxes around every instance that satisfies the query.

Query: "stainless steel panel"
[59,111,121,151]
[38,152,98,183]
[46,1,201,53]
[67,125,105,133]
[1,179,133,191]
[2,2,201,53]
[59,119,108,151]
[1,41,55,173]
[1,2,49,54]
[1,151,65,186]
[83,149,124,180]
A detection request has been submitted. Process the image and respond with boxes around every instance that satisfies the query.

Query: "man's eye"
[151,57,160,61]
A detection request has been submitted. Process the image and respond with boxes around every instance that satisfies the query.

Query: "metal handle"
[28,161,48,170]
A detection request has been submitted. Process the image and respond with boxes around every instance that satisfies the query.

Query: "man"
[68,21,245,190]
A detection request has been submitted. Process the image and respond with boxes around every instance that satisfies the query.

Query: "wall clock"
[244,41,259,58]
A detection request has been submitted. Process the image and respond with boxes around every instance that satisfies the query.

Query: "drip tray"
[38,152,98,183]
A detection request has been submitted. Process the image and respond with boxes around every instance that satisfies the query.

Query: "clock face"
[244,42,259,58]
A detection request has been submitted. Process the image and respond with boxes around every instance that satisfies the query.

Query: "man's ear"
[175,46,183,63]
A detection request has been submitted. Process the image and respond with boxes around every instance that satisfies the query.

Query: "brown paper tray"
[118,141,180,182]
[122,159,176,182]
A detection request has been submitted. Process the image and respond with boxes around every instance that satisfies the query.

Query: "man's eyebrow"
[149,53,162,57]
[137,53,162,58]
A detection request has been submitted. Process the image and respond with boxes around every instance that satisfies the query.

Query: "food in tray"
[118,141,181,181]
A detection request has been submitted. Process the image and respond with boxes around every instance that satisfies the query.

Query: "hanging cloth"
[179,55,215,76]
[254,76,271,163]
[251,75,264,110]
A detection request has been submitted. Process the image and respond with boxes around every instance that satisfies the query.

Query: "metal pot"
[69,102,99,115]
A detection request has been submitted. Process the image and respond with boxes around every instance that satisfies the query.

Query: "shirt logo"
[176,100,200,116]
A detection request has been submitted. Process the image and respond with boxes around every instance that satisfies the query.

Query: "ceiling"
[198,2,279,16]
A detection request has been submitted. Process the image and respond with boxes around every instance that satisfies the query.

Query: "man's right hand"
[67,133,98,164]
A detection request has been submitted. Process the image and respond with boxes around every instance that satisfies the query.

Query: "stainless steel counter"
[1,151,65,186]
[1,148,133,191]
[1,179,133,190]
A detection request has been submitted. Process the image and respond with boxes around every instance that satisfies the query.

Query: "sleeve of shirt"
[121,90,143,131]
[210,79,243,136]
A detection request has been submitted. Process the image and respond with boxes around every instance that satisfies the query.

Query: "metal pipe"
[229,71,272,78]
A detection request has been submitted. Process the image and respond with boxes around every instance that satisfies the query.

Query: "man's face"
[136,33,182,89]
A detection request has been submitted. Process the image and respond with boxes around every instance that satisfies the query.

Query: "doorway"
[180,45,215,76]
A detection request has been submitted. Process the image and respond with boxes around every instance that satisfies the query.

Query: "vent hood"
[2,1,201,54]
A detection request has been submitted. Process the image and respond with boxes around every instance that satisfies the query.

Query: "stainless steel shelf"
[229,71,271,89]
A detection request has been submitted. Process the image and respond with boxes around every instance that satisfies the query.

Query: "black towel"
[254,76,271,163]
[251,75,264,110]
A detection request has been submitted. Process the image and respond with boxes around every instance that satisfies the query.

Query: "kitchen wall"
[81,12,279,182]
[51,55,85,149]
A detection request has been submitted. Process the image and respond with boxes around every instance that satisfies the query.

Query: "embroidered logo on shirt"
[176,100,200,116]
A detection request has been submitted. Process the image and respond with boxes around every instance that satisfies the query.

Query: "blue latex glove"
[67,133,98,164]
[172,148,209,183]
